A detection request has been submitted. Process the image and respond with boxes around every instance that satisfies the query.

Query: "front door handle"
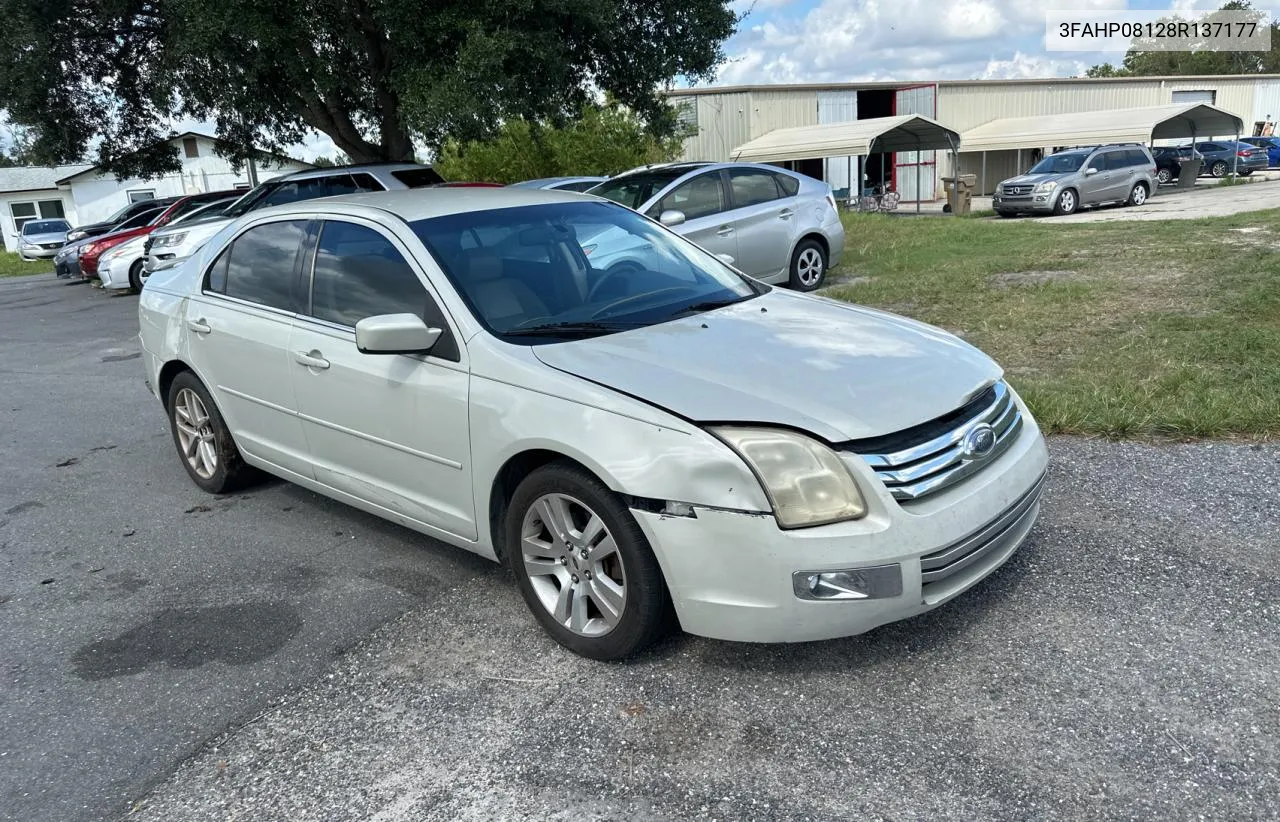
[294,350,330,370]
[186,318,211,335]
[716,225,733,237]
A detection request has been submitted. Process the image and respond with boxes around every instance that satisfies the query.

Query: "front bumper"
[18,246,60,260]
[632,394,1049,643]
[992,191,1058,213]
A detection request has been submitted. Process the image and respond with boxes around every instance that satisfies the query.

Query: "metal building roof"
[0,164,92,194]
[959,103,1245,153]
[731,114,961,162]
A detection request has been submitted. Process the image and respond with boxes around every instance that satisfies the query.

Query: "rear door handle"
[294,350,330,370]
[716,225,733,237]
[779,209,794,219]
[186,318,211,335]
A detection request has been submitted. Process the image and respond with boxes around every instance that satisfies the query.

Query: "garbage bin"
[941,174,976,214]
[1176,158,1202,189]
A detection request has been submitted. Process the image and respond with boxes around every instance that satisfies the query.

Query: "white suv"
[143,163,445,273]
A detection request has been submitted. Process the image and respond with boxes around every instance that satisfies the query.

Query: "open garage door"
[895,84,938,202]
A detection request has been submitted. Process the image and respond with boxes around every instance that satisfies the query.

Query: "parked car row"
[1153,141,1269,184]
[993,143,1159,218]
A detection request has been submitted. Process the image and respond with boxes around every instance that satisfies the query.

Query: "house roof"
[731,114,961,162]
[0,164,94,195]
[667,74,1280,97]
[55,132,313,184]
[958,103,1245,153]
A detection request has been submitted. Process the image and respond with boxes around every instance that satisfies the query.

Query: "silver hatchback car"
[589,162,844,291]
[994,144,1157,218]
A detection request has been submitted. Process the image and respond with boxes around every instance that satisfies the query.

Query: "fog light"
[792,565,902,601]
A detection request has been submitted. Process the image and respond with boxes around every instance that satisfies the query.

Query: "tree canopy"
[434,104,686,184]
[1087,1,1278,77]
[0,0,735,178]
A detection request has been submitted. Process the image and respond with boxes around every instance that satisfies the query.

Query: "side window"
[221,220,308,311]
[1127,149,1150,167]
[774,173,800,197]
[1085,153,1104,171]
[1102,151,1127,170]
[309,221,459,361]
[657,173,726,221]
[206,248,230,293]
[728,169,783,208]
[349,173,385,192]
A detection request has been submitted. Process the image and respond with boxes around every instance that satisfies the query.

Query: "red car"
[79,190,243,279]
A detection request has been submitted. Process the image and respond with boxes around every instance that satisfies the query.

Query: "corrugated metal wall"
[671,93,752,162]
[1252,81,1280,134]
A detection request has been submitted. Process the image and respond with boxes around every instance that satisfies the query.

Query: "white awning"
[959,103,1245,154]
[730,114,961,162]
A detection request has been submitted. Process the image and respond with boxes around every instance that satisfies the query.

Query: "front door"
[288,219,476,540]
[184,219,313,478]
[1078,152,1113,204]
[648,171,738,266]
[723,168,797,280]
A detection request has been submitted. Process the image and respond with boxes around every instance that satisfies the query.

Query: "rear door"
[184,219,314,477]
[1106,150,1140,199]
[722,168,796,279]
[647,171,737,266]
[288,218,476,539]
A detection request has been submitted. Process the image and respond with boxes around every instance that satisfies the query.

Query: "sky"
[709,0,1280,87]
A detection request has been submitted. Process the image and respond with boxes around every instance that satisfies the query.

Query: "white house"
[2,132,312,253]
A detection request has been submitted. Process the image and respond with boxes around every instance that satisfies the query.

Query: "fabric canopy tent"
[959,103,1245,154]
[731,114,961,162]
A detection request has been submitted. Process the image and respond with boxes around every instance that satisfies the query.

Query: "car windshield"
[22,220,69,235]
[116,208,165,230]
[412,201,764,340]
[588,168,699,209]
[1029,153,1088,174]
[169,198,239,226]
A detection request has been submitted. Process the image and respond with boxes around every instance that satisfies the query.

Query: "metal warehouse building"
[666,74,1280,200]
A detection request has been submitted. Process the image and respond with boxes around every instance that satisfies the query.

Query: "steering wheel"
[585,261,643,302]
[590,286,696,320]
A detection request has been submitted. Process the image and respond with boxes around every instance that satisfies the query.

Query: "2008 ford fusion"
[139,188,1048,660]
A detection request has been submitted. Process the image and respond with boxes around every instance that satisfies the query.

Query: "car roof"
[276,162,430,182]
[249,186,595,223]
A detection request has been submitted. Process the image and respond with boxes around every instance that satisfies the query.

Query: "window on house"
[128,190,156,203]
[182,137,200,158]
[10,199,67,233]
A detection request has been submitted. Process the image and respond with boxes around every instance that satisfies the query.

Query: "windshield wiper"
[504,321,642,337]
[667,297,751,319]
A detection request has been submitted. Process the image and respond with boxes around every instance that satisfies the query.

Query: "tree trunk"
[299,91,414,164]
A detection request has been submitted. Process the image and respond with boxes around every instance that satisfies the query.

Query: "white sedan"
[98,235,149,292]
[138,188,1048,660]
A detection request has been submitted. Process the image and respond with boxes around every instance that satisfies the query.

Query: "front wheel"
[1053,188,1078,216]
[505,462,670,660]
[166,371,258,494]
[127,260,145,293]
[1126,183,1148,206]
[1210,161,1228,178]
[788,239,828,291]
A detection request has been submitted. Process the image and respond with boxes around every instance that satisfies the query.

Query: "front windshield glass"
[412,201,763,340]
[22,220,69,235]
[170,198,238,226]
[587,168,696,209]
[1030,152,1089,174]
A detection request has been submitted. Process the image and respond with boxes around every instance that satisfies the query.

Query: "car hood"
[21,232,67,244]
[1000,173,1067,187]
[531,290,1002,443]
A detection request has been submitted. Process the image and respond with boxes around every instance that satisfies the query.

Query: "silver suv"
[993,145,1157,218]
[143,162,445,273]
[588,162,844,291]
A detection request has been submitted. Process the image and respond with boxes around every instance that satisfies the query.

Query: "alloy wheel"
[173,388,218,479]
[1131,185,1147,205]
[520,493,626,637]
[796,248,824,287]
[1059,190,1075,213]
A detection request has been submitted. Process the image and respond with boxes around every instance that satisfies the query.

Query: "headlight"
[67,230,86,241]
[710,426,867,528]
[152,232,187,248]
[1034,180,1059,192]
[21,243,37,250]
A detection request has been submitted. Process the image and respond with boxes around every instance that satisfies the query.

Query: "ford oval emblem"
[961,423,997,459]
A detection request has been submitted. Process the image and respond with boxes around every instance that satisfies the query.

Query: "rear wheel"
[166,371,258,494]
[505,461,670,660]
[788,239,827,292]
[1210,161,1229,178]
[1156,168,1173,185]
[1053,188,1078,216]
[1239,169,1253,177]
[1126,183,1148,207]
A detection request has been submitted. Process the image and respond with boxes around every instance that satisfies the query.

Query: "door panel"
[652,172,738,265]
[725,169,795,279]
[1079,154,1110,204]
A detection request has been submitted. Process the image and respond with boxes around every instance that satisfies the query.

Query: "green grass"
[0,251,51,278]
[825,209,1280,438]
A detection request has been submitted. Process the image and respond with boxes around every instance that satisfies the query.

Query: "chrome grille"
[853,381,1022,502]
[1002,184,1031,196]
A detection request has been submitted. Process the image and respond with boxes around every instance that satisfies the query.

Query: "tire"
[788,239,828,292]
[166,371,258,494]
[996,210,1017,219]
[1126,183,1149,207]
[127,260,145,293]
[1210,161,1228,178]
[1053,188,1078,216]
[1239,169,1253,177]
[505,461,670,661]
[1156,168,1173,185]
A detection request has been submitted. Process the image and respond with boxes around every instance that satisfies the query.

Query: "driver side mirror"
[1084,167,1099,175]
[715,253,736,266]
[659,209,686,227]
[355,313,442,355]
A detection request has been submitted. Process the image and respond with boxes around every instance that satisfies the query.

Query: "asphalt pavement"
[2,272,1278,821]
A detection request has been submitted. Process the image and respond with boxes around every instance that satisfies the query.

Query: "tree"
[0,0,735,178]
[310,152,350,168]
[434,105,686,184]
[1087,1,1278,77]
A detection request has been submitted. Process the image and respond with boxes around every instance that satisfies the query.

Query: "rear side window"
[1126,149,1151,167]
[728,169,782,208]
[774,173,800,197]
[211,220,308,311]
[350,173,386,192]
[390,168,447,188]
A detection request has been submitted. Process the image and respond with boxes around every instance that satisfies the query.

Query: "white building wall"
[1251,81,1280,134]
[1,189,77,253]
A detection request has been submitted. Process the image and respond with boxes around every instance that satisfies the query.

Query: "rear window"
[775,173,800,197]
[390,168,447,188]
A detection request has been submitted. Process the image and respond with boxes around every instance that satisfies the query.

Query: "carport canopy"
[730,114,962,162]
[959,103,1245,153]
